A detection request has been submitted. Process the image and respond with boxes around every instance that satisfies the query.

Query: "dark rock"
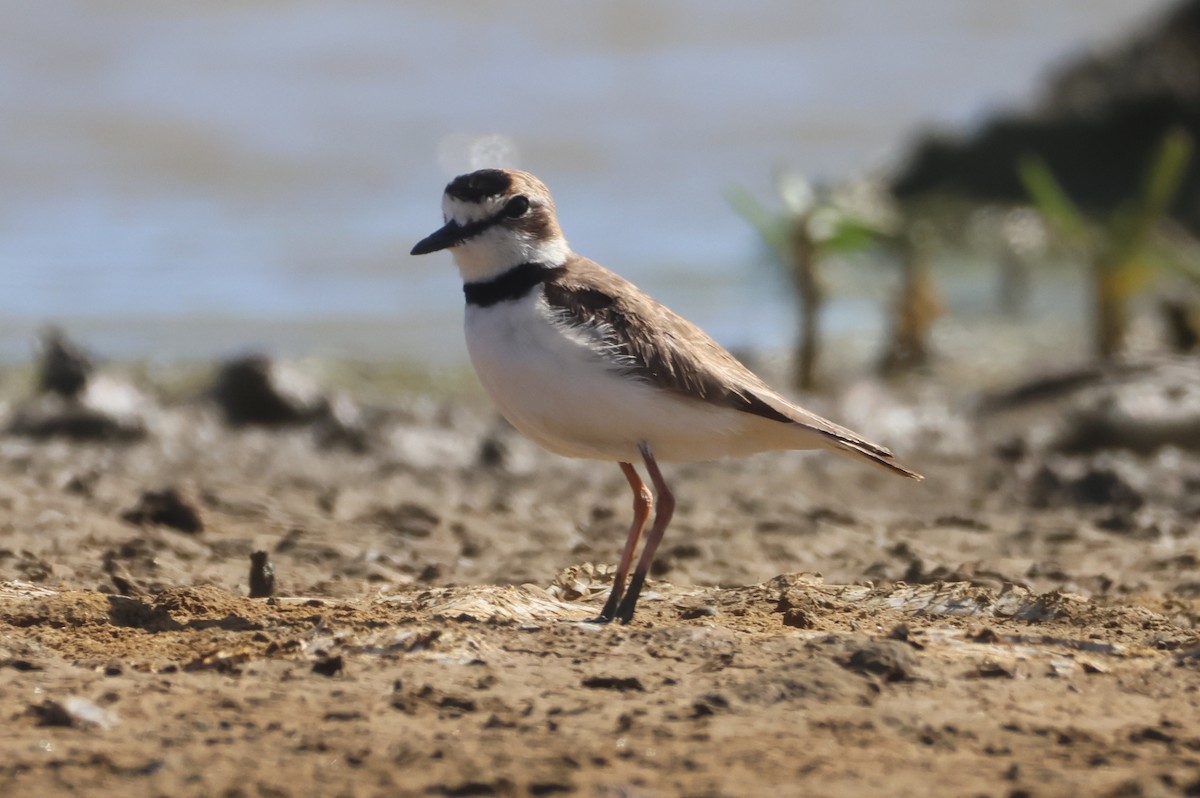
[212,355,328,427]
[1028,461,1145,511]
[249,550,275,598]
[893,1,1200,232]
[429,781,511,797]
[650,543,700,577]
[121,489,204,534]
[311,655,344,677]
[895,97,1200,225]
[36,327,92,399]
[837,639,920,682]
[108,571,147,598]
[1055,366,1200,454]
[1074,468,1144,508]
[370,502,441,538]
[6,332,151,441]
[28,700,75,727]
[978,363,1137,413]
[580,675,645,692]
[679,604,718,620]
[994,436,1028,463]
[691,693,730,717]
[983,359,1200,455]
[27,697,116,729]
[438,695,477,713]
[974,660,1016,679]
[972,627,1002,644]
[6,399,145,442]
[477,434,508,468]
[1128,726,1175,744]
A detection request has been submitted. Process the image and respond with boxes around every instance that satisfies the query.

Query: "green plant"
[1019,128,1194,359]
[876,216,942,376]
[728,175,893,389]
[730,175,942,387]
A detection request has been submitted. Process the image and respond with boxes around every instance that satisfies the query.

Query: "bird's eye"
[505,195,530,218]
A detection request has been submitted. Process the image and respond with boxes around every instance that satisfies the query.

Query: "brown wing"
[542,255,920,480]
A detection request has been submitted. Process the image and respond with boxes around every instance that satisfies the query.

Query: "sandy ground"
[2,357,1200,797]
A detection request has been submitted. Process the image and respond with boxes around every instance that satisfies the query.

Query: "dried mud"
[2,364,1200,797]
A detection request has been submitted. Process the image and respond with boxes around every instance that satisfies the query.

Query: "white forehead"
[441,193,508,224]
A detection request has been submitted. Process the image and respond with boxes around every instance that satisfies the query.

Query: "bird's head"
[411,168,569,282]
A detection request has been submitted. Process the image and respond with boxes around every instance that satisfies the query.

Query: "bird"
[411,168,922,624]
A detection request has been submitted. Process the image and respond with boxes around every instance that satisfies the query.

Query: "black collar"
[464,262,565,307]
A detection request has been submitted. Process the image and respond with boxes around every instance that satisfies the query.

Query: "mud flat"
[1,356,1199,797]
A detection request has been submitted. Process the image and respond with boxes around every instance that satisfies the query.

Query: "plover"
[411,168,922,623]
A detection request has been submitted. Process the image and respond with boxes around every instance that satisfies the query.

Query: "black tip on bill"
[410,221,462,256]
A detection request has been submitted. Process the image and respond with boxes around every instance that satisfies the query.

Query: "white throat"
[450,228,570,284]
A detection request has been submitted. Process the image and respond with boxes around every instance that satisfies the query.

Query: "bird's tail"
[831,439,924,480]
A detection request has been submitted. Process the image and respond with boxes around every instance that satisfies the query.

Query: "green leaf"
[1107,129,1193,270]
[1018,156,1088,241]
[1138,128,1192,221]
[724,186,791,258]
[814,215,883,254]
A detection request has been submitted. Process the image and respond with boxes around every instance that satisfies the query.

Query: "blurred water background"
[0,0,1175,367]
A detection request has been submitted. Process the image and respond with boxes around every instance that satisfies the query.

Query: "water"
[0,0,1173,365]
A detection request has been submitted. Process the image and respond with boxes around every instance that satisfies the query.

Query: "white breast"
[464,290,764,463]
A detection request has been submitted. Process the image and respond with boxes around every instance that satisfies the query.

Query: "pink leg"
[596,462,653,621]
[615,443,675,624]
